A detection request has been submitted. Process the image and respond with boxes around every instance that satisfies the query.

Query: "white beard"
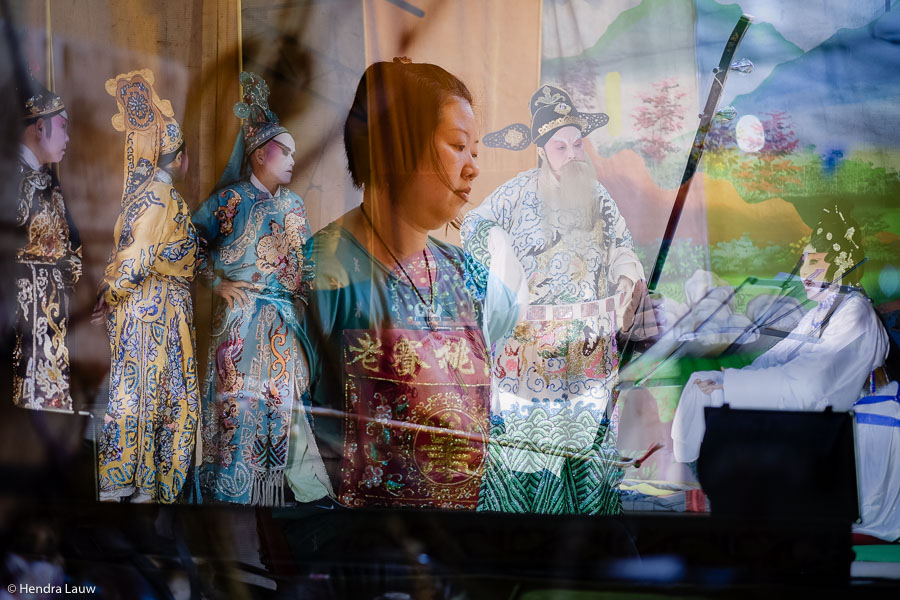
[537,159,599,233]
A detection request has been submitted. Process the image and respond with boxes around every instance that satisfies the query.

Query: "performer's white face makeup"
[33,112,69,164]
[402,96,479,230]
[540,126,585,177]
[799,245,834,301]
[255,133,295,188]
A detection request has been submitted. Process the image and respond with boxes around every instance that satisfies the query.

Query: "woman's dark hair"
[808,202,865,287]
[343,58,473,196]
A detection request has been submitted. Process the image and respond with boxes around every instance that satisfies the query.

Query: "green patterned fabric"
[478,419,623,515]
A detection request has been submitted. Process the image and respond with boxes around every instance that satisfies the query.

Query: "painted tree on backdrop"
[631,78,687,164]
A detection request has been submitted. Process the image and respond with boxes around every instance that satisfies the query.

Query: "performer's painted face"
[258,133,296,186]
[403,96,479,230]
[540,126,585,176]
[537,124,597,231]
[36,112,69,164]
[799,245,833,301]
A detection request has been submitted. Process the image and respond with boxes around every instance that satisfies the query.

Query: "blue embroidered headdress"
[217,72,289,188]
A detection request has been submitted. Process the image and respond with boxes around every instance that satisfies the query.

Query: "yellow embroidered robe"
[97,172,200,503]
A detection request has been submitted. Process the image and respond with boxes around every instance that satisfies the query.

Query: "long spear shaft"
[620,14,753,370]
[647,14,753,291]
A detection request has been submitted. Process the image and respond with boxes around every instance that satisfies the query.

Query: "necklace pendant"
[425,307,440,329]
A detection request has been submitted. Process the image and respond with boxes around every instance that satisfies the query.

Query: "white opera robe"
[671,291,889,464]
[853,382,900,542]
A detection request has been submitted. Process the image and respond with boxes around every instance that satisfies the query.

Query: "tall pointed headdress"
[106,69,184,203]
[483,85,608,151]
[237,71,288,155]
[216,71,288,188]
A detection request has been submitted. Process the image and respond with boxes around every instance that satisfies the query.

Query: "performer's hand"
[621,279,665,340]
[695,378,723,395]
[91,296,110,326]
[217,280,254,308]
[617,277,637,331]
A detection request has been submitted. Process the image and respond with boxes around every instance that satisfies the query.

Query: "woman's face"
[400,96,479,230]
[799,245,833,301]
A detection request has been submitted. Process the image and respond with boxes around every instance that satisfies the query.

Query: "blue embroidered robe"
[194,177,323,505]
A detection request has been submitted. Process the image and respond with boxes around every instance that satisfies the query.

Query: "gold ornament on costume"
[534,86,565,107]
[22,76,65,120]
[537,115,587,138]
[504,128,525,147]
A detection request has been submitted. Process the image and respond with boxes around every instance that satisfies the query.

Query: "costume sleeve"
[191,189,228,289]
[723,297,889,411]
[289,235,343,500]
[102,196,171,306]
[191,189,223,242]
[15,169,33,229]
[297,240,350,413]
[672,370,726,463]
[291,193,316,309]
[62,195,83,286]
[460,176,522,240]
[598,183,644,287]
[461,183,531,348]
[294,242,352,491]
[597,184,644,330]
[463,221,528,349]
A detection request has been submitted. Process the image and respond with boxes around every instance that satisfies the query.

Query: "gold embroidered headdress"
[22,76,65,120]
[106,69,184,203]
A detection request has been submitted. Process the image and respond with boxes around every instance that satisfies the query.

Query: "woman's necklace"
[359,204,439,329]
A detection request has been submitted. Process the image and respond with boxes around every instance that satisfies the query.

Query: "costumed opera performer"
[461,85,646,515]
[194,72,326,506]
[93,70,200,504]
[671,205,888,463]
[13,77,81,412]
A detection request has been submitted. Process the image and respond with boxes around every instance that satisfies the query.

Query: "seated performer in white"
[671,205,889,464]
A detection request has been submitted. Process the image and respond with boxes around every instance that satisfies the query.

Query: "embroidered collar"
[154,168,174,185]
[18,144,41,170]
[250,173,277,199]
[814,290,839,312]
[808,290,840,333]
